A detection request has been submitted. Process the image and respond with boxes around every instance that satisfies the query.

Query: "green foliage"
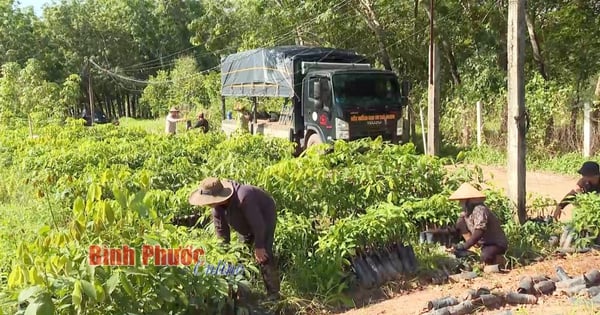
[3,0,600,311]
[524,73,576,152]
[503,220,559,266]
[571,193,600,247]
[0,122,488,313]
[139,57,214,119]
[0,60,80,129]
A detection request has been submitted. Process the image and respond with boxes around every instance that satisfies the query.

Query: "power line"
[117,0,353,73]
[93,0,473,90]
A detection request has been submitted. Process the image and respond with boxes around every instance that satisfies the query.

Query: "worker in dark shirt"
[188,112,209,133]
[188,177,280,299]
[448,183,508,269]
[554,161,600,220]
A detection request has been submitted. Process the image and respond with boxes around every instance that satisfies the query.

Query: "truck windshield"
[332,73,401,108]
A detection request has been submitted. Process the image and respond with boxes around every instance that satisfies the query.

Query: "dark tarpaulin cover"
[220,46,368,97]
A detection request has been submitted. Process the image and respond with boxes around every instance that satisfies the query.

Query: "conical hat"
[448,183,486,200]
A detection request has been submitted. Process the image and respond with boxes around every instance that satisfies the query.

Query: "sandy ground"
[336,165,596,315]
[339,252,600,315]
[454,164,580,221]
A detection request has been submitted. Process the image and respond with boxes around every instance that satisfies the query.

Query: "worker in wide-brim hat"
[185,177,280,300]
[448,183,508,269]
[165,106,186,135]
[554,161,600,220]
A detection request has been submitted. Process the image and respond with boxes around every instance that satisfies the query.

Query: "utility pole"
[507,0,527,224]
[427,0,440,156]
[88,58,95,126]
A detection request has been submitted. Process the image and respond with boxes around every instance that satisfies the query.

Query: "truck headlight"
[396,118,403,136]
[335,118,349,140]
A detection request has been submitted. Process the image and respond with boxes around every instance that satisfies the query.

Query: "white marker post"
[476,101,482,147]
[583,102,592,157]
[420,106,427,155]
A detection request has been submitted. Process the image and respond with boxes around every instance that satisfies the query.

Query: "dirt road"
[472,165,578,203]
[337,164,593,315]
[453,164,580,220]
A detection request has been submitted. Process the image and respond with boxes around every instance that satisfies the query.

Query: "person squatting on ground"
[188,177,281,300]
[553,161,600,221]
[448,183,509,267]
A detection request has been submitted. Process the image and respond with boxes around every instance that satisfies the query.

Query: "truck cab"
[301,69,405,147]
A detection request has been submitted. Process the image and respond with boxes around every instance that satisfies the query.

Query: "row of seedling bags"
[425,266,600,315]
[349,242,418,289]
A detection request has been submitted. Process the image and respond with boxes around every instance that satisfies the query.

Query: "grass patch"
[118,117,165,133]
[455,144,599,176]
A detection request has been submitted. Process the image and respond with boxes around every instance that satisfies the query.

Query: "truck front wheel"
[306,133,323,148]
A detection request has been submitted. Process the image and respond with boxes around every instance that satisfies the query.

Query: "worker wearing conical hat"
[449,183,508,268]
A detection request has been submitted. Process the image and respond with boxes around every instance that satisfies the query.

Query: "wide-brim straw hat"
[448,183,486,201]
[189,177,234,206]
[169,107,180,112]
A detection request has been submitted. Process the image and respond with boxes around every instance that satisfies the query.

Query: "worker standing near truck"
[448,183,508,271]
[165,106,187,135]
[188,177,281,300]
[233,103,250,134]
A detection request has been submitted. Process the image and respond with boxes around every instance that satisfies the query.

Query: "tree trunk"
[125,94,130,118]
[356,0,393,71]
[570,91,580,144]
[544,117,554,146]
[497,14,508,73]
[525,12,549,80]
[441,40,461,85]
[593,76,600,141]
[131,94,137,118]
[595,75,600,100]
[295,27,304,46]
[422,0,460,85]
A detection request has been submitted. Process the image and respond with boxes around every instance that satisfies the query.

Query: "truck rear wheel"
[306,133,323,148]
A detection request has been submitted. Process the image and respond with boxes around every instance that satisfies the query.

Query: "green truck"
[219,46,410,151]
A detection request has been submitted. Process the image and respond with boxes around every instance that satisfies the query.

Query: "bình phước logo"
[88,245,245,276]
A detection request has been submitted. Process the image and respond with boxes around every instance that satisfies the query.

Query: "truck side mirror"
[321,78,332,113]
[313,80,321,100]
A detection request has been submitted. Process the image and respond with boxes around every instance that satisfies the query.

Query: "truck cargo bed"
[221,119,293,140]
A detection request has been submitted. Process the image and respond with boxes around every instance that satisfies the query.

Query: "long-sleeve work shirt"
[557,178,600,210]
[212,181,277,249]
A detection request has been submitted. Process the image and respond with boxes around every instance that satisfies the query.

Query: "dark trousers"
[481,245,507,264]
[238,223,280,295]
[456,217,507,265]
